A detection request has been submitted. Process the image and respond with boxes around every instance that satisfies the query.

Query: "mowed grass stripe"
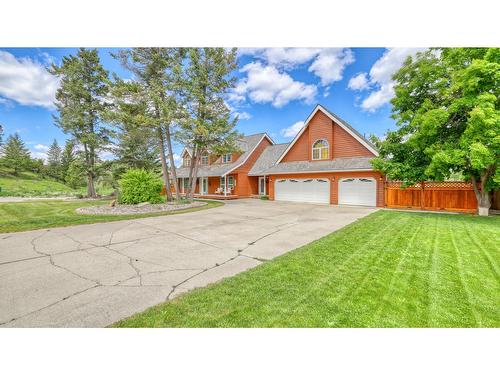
[268,212,412,326]
[113,211,500,328]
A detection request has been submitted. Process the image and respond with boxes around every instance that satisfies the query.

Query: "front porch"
[193,193,239,200]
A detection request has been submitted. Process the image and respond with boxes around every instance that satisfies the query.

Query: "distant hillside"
[0,169,112,197]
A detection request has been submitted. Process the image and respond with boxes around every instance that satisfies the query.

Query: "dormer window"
[312,139,329,160]
[183,157,191,167]
[200,153,209,165]
[222,153,232,163]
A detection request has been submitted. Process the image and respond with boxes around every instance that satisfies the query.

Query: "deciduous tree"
[372,48,499,216]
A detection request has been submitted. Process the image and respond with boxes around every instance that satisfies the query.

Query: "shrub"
[260,195,269,200]
[118,169,163,204]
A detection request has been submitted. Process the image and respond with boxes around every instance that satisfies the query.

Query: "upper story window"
[200,153,209,165]
[312,139,329,160]
[183,157,191,167]
[222,153,232,163]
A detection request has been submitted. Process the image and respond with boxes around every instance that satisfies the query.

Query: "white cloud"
[34,143,49,151]
[235,62,317,108]
[240,48,322,69]
[280,120,304,138]
[234,111,251,120]
[357,48,427,112]
[98,150,114,161]
[348,72,370,91]
[239,48,355,86]
[308,48,355,86]
[30,151,47,160]
[0,50,60,108]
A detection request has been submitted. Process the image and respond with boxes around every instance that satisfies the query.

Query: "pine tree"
[46,139,62,179]
[109,48,185,201]
[60,139,75,181]
[2,133,32,175]
[49,48,111,197]
[114,123,159,171]
[177,48,240,200]
[0,124,4,151]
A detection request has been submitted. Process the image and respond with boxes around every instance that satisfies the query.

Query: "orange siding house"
[176,104,384,207]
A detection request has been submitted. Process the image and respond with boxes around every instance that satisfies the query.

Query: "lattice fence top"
[387,181,474,190]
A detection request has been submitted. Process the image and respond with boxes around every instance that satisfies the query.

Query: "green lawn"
[0,199,223,233]
[114,210,500,328]
[0,169,114,197]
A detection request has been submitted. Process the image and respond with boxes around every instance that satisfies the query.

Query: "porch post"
[224,175,227,196]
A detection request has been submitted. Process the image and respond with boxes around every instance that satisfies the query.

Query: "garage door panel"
[338,178,376,206]
[275,178,330,204]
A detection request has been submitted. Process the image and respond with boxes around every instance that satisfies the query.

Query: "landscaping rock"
[76,201,206,215]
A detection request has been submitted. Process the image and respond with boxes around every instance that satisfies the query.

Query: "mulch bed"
[76,201,206,215]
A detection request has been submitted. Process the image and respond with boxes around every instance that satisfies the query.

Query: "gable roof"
[248,143,290,176]
[175,133,274,178]
[276,104,379,164]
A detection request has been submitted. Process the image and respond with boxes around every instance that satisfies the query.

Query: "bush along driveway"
[114,210,500,328]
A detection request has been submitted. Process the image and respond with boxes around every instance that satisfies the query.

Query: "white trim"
[200,176,208,195]
[276,105,379,164]
[180,148,192,158]
[265,168,374,175]
[258,176,266,195]
[311,138,329,160]
[222,133,275,177]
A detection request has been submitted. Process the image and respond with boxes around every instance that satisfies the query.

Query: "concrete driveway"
[0,199,377,327]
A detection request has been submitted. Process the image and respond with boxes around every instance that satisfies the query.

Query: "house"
[175,104,384,207]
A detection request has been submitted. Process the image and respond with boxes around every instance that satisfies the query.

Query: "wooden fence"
[385,181,478,213]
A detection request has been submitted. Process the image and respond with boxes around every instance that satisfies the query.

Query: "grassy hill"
[0,168,112,197]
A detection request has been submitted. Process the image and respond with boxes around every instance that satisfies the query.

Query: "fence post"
[420,181,425,210]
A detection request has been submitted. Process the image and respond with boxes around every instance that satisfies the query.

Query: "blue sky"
[0,47,425,162]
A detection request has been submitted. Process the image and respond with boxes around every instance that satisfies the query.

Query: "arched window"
[312,139,329,160]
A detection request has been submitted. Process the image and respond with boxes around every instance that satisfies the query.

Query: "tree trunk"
[83,143,97,198]
[157,128,173,201]
[164,124,181,202]
[87,171,96,198]
[471,175,491,216]
[186,144,198,202]
[189,148,200,201]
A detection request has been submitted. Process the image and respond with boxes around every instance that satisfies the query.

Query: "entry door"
[259,177,266,195]
[200,177,208,195]
[338,178,376,206]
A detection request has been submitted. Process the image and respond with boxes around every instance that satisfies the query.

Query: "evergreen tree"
[177,48,240,200]
[49,48,111,197]
[114,123,159,171]
[46,139,62,179]
[109,48,185,201]
[0,124,4,151]
[60,139,75,181]
[2,133,32,175]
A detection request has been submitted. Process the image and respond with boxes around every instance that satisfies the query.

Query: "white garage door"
[275,178,330,204]
[338,178,377,206]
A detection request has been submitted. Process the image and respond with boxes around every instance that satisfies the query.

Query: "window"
[220,176,235,191]
[200,153,209,165]
[222,153,232,163]
[183,178,189,191]
[312,139,329,160]
[184,157,191,167]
